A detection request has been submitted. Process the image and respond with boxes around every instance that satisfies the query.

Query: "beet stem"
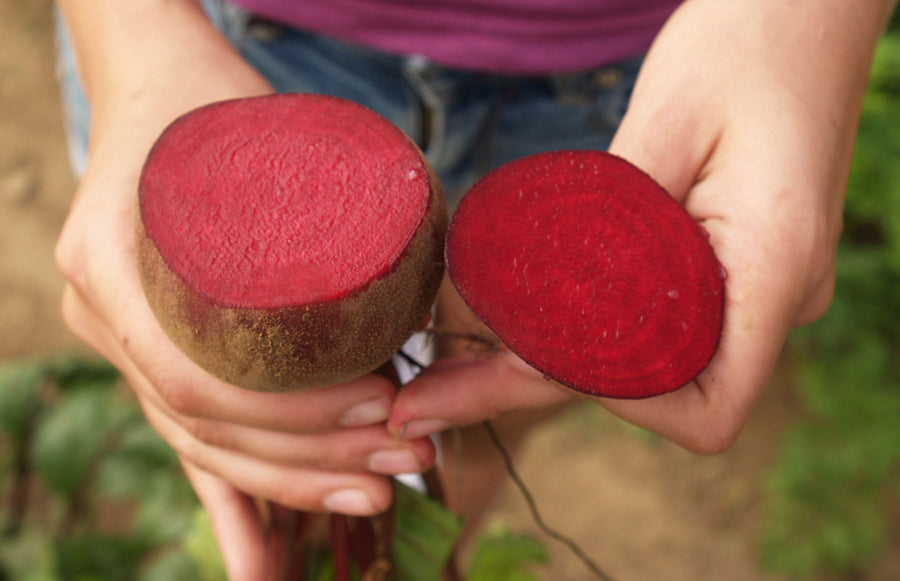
[331,513,352,581]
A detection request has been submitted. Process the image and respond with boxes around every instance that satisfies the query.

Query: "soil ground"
[0,2,895,580]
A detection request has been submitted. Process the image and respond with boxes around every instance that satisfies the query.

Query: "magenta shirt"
[229,0,682,74]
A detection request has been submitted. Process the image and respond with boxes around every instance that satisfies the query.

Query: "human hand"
[54,4,435,578]
[389,0,891,453]
[57,101,436,579]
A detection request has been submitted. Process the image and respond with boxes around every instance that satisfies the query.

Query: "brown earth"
[0,2,895,580]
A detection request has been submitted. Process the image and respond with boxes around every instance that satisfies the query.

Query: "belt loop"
[402,56,448,161]
[551,65,623,105]
[592,67,623,90]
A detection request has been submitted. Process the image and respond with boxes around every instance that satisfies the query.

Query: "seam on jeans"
[53,6,90,176]
[402,57,448,163]
[211,0,253,50]
[474,82,519,179]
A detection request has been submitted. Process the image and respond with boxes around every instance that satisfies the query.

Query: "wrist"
[58,0,271,154]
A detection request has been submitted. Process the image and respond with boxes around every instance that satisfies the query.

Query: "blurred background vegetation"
[1,7,899,581]
[758,17,900,579]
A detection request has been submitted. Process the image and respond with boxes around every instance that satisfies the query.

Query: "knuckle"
[686,429,739,456]
[345,374,398,403]
[267,482,321,512]
[366,491,393,515]
[300,443,332,471]
[682,416,742,456]
[154,416,199,461]
[309,438,363,472]
[797,276,836,326]
[54,224,87,290]
[156,377,201,417]
[185,418,226,449]
[59,288,88,338]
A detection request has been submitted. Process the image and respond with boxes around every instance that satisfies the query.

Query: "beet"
[136,94,447,392]
[445,150,724,399]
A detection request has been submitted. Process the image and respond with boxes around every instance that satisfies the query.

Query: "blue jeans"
[56,0,642,204]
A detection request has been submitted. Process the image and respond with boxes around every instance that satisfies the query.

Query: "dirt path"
[479,382,799,581]
[0,0,81,358]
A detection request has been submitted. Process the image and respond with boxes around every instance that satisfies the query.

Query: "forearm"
[649,0,897,182]
[56,0,270,161]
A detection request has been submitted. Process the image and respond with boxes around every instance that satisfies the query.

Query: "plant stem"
[330,514,351,581]
[60,412,142,535]
[483,421,617,581]
[263,503,312,581]
[3,433,33,537]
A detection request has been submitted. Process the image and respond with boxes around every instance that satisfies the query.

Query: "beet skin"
[137,94,447,392]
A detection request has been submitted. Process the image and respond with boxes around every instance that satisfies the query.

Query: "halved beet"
[137,94,447,392]
[446,150,724,399]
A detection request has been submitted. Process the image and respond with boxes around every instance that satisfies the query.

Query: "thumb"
[608,64,717,204]
[388,351,575,440]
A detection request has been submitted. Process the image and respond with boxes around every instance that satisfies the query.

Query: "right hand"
[56,90,437,581]
[54,5,435,578]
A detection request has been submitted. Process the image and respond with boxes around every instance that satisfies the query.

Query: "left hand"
[389,0,893,453]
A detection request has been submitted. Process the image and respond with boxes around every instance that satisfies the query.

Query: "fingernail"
[341,397,391,427]
[398,419,450,440]
[323,489,375,515]
[367,449,422,475]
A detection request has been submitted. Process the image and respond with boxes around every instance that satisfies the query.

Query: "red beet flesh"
[140,94,431,309]
[446,151,724,399]
[137,94,446,391]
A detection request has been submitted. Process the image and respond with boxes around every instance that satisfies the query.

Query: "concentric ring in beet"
[446,150,724,399]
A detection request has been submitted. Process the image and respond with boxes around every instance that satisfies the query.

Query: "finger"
[182,461,268,581]
[58,192,403,434]
[126,345,436,474]
[388,351,575,439]
[67,275,434,478]
[162,414,437,474]
[608,69,719,204]
[68,283,405,510]
[596,261,793,455]
[604,125,826,453]
[142,397,395,515]
[123,300,400,432]
[62,282,401,434]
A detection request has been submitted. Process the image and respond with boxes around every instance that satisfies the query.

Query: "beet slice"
[446,150,724,399]
[137,94,447,392]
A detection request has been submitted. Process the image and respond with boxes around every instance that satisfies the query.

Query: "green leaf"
[391,481,464,581]
[131,473,197,546]
[95,420,187,502]
[182,507,228,581]
[137,550,198,581]
[0,360,46,440]
[0,525,60,581]
[29,386,130,498]
[304,548,337,581]
[55,534,150,581]
[467,526,549,581]
[44,356,120,393]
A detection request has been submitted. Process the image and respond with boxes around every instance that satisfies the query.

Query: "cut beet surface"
[137,94,447,392]
[446,150,724,399]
